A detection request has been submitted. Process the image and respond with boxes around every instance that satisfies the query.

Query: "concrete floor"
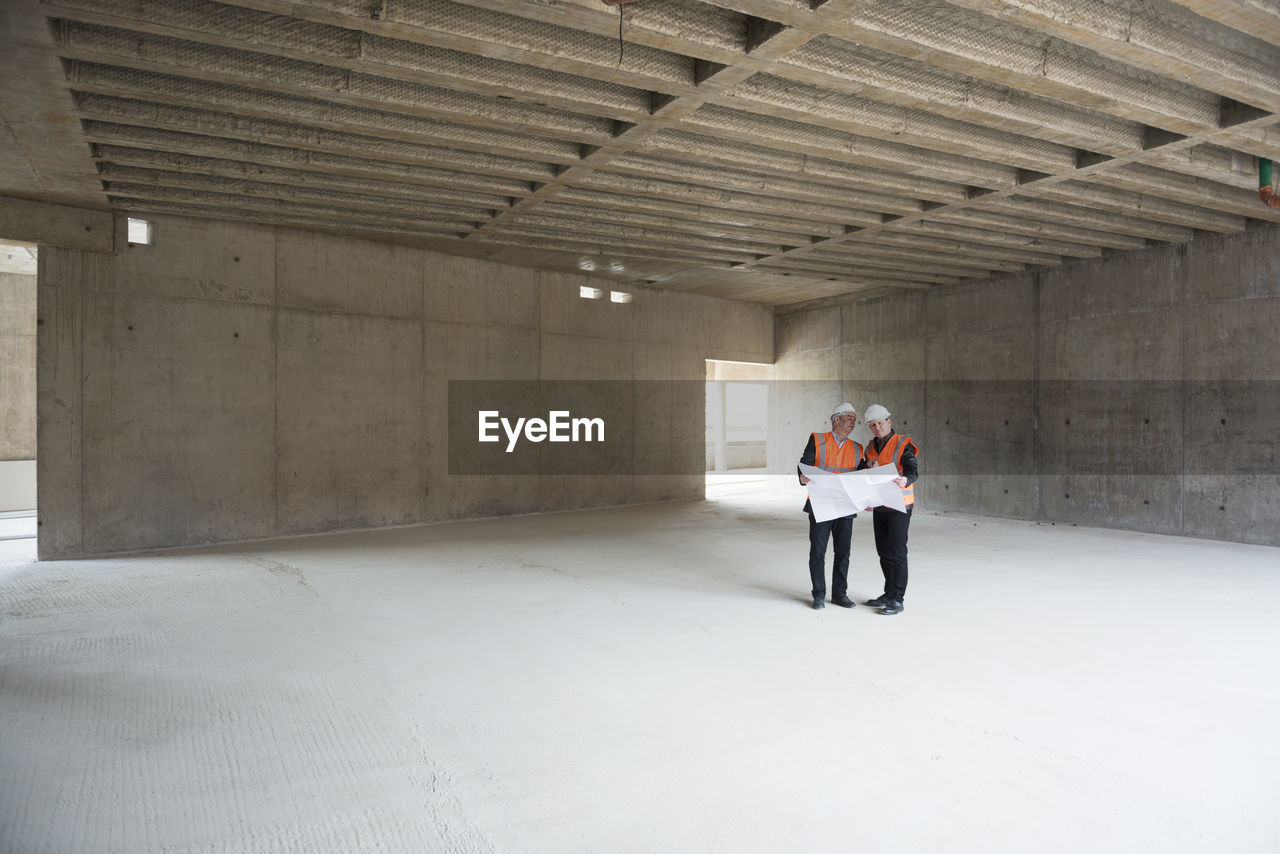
[2,490,1277,853]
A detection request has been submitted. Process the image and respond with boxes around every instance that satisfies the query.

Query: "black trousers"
[808,512,853,597]
[871,505,912,601]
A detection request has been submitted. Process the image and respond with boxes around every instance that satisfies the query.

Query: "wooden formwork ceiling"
[3,0,1279,306]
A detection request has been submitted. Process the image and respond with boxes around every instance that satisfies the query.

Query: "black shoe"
[878,599,904,615]
[864,595,889,607]
[831,595,856,608]
[812,595,825,610]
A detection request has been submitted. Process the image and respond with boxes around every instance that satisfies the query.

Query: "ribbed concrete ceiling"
[4,0,1280,306]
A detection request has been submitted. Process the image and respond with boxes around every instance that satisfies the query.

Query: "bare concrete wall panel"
[635,353,707,501]
[538,272,636,343]
[842,339,926,380]
[0,272,36,460]
[538,474,632,513]
[924,381,1034,477]
[1039,247,1184,323]
[634,287,771,362]
[429,372,542,521]
[443,256,538,329]
[705,300,774,362]
[432,472,544,521]
[637,288,764,357]
[776,309,840,355]
[1182,476,1280,545]
[772,224,1280,545]
[773,348,840,382]
[1037,380,1183,478]
[1038,305,1186,534]
[894,278,1027,514]
[420,317,451,520]
[1039,309,1185,380]
[277,230,424,318]
[633,378,675,476]
[37,213,771,556]
[275,309,424,536]
[81,293,275,551]
[1038,475,1184,535]
[925,327,1033,381]
[0,273,35,337]
[0,199,112,251]
[39,244,113,291]
[635,295,704,350]
[916,277,1037,516]
[423,258,452,322]
[1183,299,1280,381]
[445,323,539,381]
[540,333,634,381]
[842,292,927,343]
[1182,228,1280,303]
[110,217,275,304]
[633,341,674,380]
[626,474,700,505]
[928,474,1037,519]
[669,378,708,478]
[923,275,1033,337]
[36,279,85,553]
[1182,381,1279,481]
[670,344,710,382]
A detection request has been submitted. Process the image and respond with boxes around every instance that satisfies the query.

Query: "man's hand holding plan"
[798,463,907,522]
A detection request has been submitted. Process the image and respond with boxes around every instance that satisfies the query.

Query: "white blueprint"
[798,463,907,522]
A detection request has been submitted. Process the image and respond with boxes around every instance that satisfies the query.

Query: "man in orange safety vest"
[797,402,863,610]
[859,403,918,616]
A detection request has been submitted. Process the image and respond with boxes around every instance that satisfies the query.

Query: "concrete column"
[709,379,727,472]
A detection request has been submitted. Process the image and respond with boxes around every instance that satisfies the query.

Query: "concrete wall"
[1,271,37,511]
[769,225,1280,546]
[1,271,36,461]
[37,214,772,558]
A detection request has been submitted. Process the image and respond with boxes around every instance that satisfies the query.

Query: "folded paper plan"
[798,463,907,522]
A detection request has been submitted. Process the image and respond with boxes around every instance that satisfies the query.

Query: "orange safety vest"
[866,433,918,506]
[812,432,863,473]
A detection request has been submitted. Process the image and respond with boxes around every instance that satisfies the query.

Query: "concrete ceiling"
[2,0,1279,307]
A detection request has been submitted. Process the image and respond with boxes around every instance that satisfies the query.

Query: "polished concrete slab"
[2,492,1277,853]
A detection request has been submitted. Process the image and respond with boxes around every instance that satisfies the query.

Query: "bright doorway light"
[705,359,773,497]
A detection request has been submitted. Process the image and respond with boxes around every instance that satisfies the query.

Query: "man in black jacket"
[860,404,918,616]
[797,402,862,610]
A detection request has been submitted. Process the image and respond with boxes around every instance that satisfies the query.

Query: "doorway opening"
[705,359,771,496]
[0,240,37,541]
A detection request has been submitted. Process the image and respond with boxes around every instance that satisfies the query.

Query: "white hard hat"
[863,403,891,422]
[831,402,858,418]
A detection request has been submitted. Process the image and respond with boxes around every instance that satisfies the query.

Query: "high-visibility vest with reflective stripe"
[812,432,863,473]
[867,433,917,506]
